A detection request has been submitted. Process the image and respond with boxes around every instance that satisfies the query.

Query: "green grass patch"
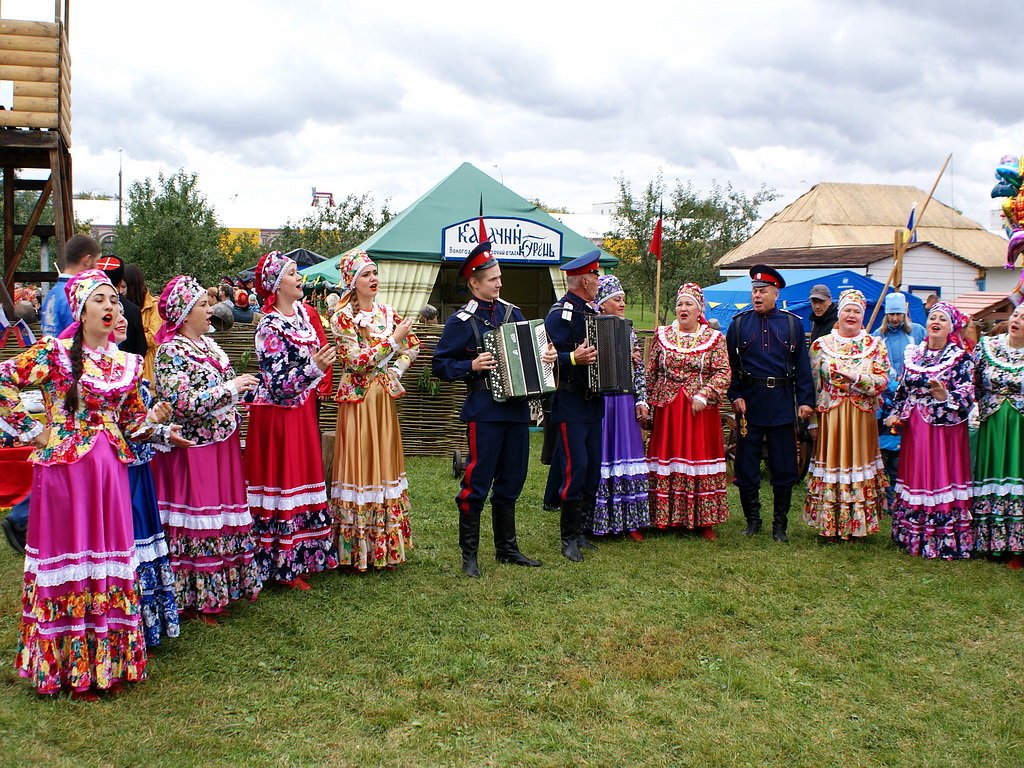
[1,434,1023,767]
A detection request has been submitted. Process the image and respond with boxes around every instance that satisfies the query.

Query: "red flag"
[478,195,488,243]
[648,217,663,261]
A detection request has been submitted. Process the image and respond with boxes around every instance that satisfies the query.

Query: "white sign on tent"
[441,217,563,265]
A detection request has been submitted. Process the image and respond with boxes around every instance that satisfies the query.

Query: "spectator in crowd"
[808,284,838,342]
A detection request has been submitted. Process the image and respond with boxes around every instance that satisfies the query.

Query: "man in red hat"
[433,241,554,577]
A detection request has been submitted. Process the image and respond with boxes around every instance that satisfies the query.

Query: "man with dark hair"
[97,255,147,356]
[4,235,100,554]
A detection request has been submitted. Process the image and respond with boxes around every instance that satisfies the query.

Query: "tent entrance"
[429,264,565,322]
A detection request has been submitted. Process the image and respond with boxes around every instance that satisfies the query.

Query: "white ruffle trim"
[27,547,134,566]
[648,458,726,476]
[28,616,140,637]
[331,476,408,505]
[0,415,43,441]
[808,459,884,484]
[27,560,139,586]
[600,459,649,479]
[894,482,973,506]
[159,502,253,529]
[973,479,1024,497]
[134,533,169,562]
[247,482,328,511]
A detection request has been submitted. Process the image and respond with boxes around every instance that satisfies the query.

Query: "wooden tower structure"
[0,1,73,317]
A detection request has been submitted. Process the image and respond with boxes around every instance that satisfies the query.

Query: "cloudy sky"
[5,0,1021,232]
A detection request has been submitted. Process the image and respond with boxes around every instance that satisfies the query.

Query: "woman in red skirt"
[244,251,339,589]
[646,283,731,537]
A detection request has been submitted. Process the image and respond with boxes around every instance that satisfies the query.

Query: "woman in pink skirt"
[0,270,180,699]
[885,301,975,558]
[244,251,338,589]
[152,276,262,622]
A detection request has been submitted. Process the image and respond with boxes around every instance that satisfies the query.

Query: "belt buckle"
[765,376,778,388]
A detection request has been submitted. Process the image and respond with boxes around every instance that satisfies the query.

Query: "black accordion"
[585,315,635,395]
[482,319,557,402]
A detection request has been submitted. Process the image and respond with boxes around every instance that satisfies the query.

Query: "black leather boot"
[739,488,762,535]
[459,512,482,577]
[772,487,792,543]
[576,493,599,551]
[560,499,584,562]
[492,503,541,567]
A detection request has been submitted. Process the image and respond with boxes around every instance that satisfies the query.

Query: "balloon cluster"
[992,155,1024,267]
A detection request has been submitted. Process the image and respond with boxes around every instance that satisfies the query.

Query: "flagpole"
[866,154,952,330]
[654,260,663,326]
[649,204,664,326]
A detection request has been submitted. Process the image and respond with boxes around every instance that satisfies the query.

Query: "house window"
[907,285,940,301]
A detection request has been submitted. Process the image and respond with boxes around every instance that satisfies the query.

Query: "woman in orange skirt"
[803,289,890,540]
[329,249,420,571]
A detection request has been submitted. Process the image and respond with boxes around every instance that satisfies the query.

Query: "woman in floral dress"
[244,251,338,589]
[0,270,174,699]
[885,301,975,559]
[329,249,420,571]
[971,305,1024,566]
[151,276,262,622]
[646,283,731,538]
[586,275,650,540]
[803,289,890,540]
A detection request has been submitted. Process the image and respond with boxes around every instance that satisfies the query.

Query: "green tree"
[113,170,229,287]
[610,173,777,321]
[272,194,393,258]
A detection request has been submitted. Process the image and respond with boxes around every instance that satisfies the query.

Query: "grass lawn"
[1,433,1023,767]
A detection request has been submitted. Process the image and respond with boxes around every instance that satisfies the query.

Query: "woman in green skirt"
[972,304,1024,568]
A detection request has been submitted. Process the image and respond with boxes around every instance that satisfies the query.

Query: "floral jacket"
[330,301,420,403]
[809,330,889,412]
[645,322,730,408]
[973,334,1024,422]
[0,337,149,466]
[155,334,240,446]
[251,304,325,408]
[891,341,974,426]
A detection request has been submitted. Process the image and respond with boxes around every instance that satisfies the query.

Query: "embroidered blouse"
[809,330,889,412]
[251,303,325,408]
[891,341,974,426]
[0,336,149,466]
[973,334,1024,421]
[627,327,649,405]
[330,301,420,403]
[155,334,240,446]
[645,322,730,408]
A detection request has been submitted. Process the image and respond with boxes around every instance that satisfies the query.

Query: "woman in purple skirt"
[584,275,650,540]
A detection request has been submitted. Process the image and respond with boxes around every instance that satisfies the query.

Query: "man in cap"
[726,265,815,542]
[433,241,554,577]
[544,250,605,562]
[808,283,837,342]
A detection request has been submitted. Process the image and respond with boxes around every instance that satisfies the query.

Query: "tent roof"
[303,163,616,283]
[717,182,1007,269]
[239,247,325,280]
[703,268,926,332]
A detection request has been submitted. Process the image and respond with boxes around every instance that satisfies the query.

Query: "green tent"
[300,163,617,319]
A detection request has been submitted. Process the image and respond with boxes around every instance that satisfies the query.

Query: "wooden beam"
[0,64,59,83]
[14,81,58,98]
[48,147,65,249]
[4,175,51,285]
[0,50,59,68]
[14,223,54,238]
[0,35,59,53]
[0,130,59,149]
[12,270,56,283]
[0,111,59,129]
[3,168,13,290]
[0,272,15,318]
[13,178,47,190]
[0,20,61,37]
[13,96,58,113]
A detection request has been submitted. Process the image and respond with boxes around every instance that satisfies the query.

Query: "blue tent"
[704,269,927,332]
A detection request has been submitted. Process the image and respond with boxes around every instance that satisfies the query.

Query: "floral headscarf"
[927,300,969,347]
[675,282,708,325]
[338,248,375,297]
[255,250,294,312]
[57,268,114,340]
[596,274,625,306]
[837,288,866,311]
[155,275,206,344]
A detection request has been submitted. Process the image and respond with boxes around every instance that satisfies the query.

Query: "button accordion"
[585,315,635,395]
[482,319,557,402]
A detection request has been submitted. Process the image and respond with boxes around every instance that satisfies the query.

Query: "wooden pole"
[654,257,663,326]
[866,153,952,330]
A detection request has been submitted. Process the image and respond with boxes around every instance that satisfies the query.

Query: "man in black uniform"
[726,265,815,542]
[544,251,603,562]
[432,241,554,577]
